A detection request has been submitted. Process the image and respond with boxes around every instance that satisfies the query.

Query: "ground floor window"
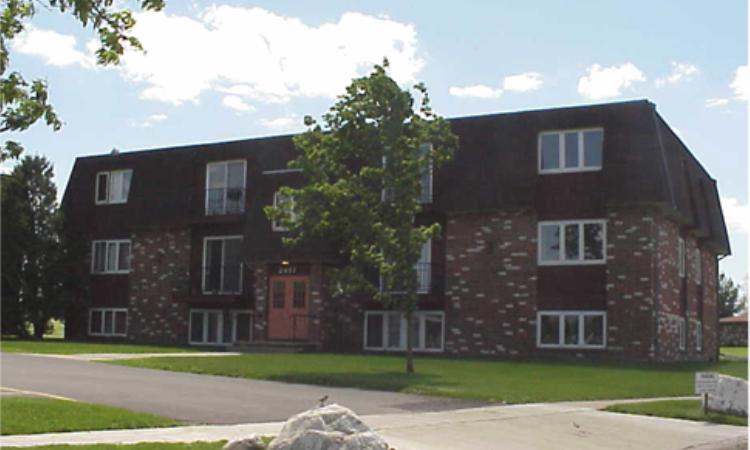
[537,311,605,349]
[189,309,253,345]
[89,308,127,337]
[364,311,444,352]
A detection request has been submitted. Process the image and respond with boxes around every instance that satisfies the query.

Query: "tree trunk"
[405,310,415,373]
[33,317,47,339]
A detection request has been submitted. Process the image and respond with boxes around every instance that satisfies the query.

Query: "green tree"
[1,155,61,337]
[718,273,747,318]
[1,0,165,161]
[265,62,458,373]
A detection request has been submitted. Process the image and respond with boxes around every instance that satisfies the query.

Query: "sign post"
[695,372,719,415]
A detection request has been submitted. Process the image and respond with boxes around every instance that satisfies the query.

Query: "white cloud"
[577,63,646,100]
[721,197,750,233]
[259,115,302,132]
[655,62,698,87]
[115,7,423,105]
[448,84,503,99]
[11,25,95,68]
[503,72,543,92]
[131,113,168,128]
[730,65,749,101]
[222,95,255,112]
[705,98,730,108]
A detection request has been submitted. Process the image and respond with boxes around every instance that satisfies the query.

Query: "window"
[419,143,433,203]
[539,129,603,173]
[189,309,224,345]
[678,238,686,278]
[203,236,243,294]
[206,160,246,215]
[89,308,127,337]
[91,240,131,274]
[678,318,686,350]
[292,281,306,308]
[696,321,703,351]
[538,220,606,265]
[380,239,432,294]
[537,311,606,348]
[272,191,296,232]
[417,239,431,293]
[95,170,132,204]
[364,311,444,352]
[695,248,702,285]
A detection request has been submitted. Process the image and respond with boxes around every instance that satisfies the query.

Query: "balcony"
[202,264,243,294]
[206,187,245,216]
[416,262,431,293]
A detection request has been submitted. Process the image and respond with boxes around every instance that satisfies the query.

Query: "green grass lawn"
[114,353,748,403]
[0,398,182,435]
[2,443,225,450]
[720,346,748,358]
[0,338,199,355]
[604,399,748,426]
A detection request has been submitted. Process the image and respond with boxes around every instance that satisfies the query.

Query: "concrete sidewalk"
[2,402,747,450]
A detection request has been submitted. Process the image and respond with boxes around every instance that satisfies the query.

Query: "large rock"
[268,404,388,450]
[706,374,748,417]
[223,435,267,450]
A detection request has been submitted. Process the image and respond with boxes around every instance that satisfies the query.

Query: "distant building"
[61,100,730,361]
[719,313,748,347]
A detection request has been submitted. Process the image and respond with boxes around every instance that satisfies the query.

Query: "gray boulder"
[223,435,267,450]
[268,404,388,450]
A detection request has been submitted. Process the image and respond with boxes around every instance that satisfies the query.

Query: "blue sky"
[4,0,748,284]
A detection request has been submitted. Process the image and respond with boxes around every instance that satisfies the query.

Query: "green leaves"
[0,0,167,161]
[266,63,458,314]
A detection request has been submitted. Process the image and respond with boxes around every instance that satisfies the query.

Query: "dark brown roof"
[62,99,730,255]
[720,312,748,324]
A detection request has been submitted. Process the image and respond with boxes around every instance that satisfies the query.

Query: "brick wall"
[442,209,537,357]
[604,209,658,360]
[129,228,191,345]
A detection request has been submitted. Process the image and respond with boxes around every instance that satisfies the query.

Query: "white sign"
[695,372,719,395]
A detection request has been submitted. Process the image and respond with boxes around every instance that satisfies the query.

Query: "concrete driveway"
[0,352,485,424]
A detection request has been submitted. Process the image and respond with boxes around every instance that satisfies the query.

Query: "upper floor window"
[539,128,603,174]
[272,191,295,232]
[203,236,243,294]
[380,239,432,294]
[419,143,433,204]
[91,240,131,274]
[96,170,132,204]
[206,160,246,215]
[678,237,686,278]
[538,220,606,265]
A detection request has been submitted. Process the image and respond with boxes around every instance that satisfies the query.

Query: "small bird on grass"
[318,395,329,407]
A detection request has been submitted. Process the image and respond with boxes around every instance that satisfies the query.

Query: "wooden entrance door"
[268,276,310,340]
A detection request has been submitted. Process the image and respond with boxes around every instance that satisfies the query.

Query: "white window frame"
[694,247,702,285]
[95,170,132,205]
[202,235,243,294]
[188,309,225,345]
[272,191,295,232]
[678,238,686,278]
[416,238,432,294]
[419,143,434,204]
[363,310,445,352]
[538,128,604,174]
[536,311,607,349]
[205,159,247,215]
[91,239,131,274]
[696,321,703,351]
[88,308,128,337]
[537,219,607,265]
[678,318,686,350]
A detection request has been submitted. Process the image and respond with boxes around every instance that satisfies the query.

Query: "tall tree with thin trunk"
[718,272,747,318]
[265,62,457,373]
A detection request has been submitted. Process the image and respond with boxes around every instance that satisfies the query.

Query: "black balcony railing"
[415,262,431,293]
[206,187,245,216]
[202,264,243,294]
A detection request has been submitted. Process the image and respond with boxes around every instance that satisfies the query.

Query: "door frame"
[267,274,311,340]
